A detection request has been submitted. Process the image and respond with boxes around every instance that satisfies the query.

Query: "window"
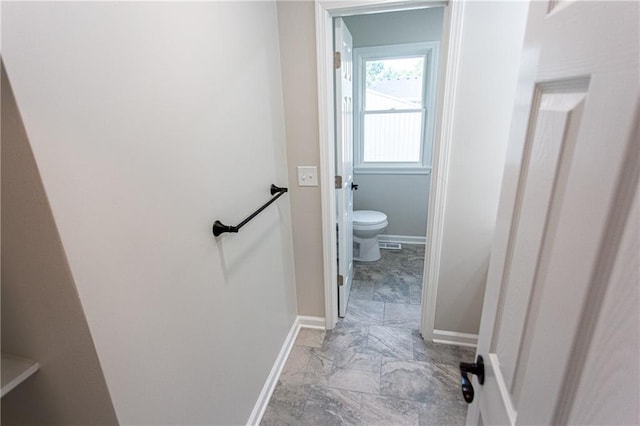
[354,43,438,174]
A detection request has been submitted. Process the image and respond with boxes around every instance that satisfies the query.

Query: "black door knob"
[459,355,484,403]
[351,183,359,190]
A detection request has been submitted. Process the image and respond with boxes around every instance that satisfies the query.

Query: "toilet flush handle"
[351,183,359,190]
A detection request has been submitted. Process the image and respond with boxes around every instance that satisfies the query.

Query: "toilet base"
[354,235,381,262]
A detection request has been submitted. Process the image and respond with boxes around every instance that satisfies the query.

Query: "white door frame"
[315,0,464,333]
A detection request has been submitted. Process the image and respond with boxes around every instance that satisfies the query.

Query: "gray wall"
[345,8,443,237]
[351,174,429,236]
[277,1,325,317]
[344,8,444,48]
[2,2,297,423]
[1,65,119,425]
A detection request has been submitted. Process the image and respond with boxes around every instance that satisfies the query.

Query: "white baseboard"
[247,315,326,425]
[379,234,426,245]
[246,318,300,426]
[298,315,326,329]
[431,329,478,347]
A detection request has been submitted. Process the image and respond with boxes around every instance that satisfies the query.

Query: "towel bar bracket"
[212,221,239,236]
[270,184,286,196]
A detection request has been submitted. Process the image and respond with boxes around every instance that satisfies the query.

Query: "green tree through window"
[365,57,423,88]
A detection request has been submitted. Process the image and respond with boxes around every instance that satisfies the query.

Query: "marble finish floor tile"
[313,363,380,394]
[311,345,380,372]
[321,322,369,361]
[279,346,312,383]
[260,381,307,426]
[367,325,415,360]
[419,400,468,426]
[384,302,421,329]
[296,328,326,348]
[354,267,386,282]
[410,283,423,305]
[433,362,463,390]
[393,272,422,286]
[380,357,461,404]
[345,299,385,325]
[399,247,426,268]
[360,394,424,426]
[372,281,411,304]
[263,246,474,425]
[350,279,374,301]
[306,348,381,394]
[301,385,362,425]
[459,345,476,360]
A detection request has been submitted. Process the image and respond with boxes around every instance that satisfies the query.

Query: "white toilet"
[353,210,388,262]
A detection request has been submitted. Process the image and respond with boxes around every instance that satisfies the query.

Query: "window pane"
[363,112,422,162]
[365,57,424,110]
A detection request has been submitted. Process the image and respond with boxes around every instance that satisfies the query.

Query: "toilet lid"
[353,210,387,226]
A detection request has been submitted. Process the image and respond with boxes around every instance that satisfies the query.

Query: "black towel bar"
[212,184,288,237]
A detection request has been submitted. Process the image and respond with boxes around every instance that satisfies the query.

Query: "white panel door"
[335,17,354,318]
[467,1,639,424]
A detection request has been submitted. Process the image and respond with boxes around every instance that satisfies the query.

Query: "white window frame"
[354,42,439,175]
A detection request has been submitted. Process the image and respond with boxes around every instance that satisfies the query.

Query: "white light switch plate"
[297,166,318,187]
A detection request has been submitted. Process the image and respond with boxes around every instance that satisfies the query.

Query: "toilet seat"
[353,210,387,227]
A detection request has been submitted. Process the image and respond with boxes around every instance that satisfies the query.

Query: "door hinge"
[335,175,343,189]
[337,274,344,286]
[334,51,341,69]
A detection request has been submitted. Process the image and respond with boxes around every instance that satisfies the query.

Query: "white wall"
[2,2,297,424]
[433,1,529,335]
[344,8,443,237]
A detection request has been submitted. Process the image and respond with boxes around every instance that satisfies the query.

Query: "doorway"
[335,9,442,340]
[316,0,461,340]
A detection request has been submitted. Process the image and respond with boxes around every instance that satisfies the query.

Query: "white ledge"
[1,354,39,397]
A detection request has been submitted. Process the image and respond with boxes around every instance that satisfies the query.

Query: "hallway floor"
[262,245,474,425]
